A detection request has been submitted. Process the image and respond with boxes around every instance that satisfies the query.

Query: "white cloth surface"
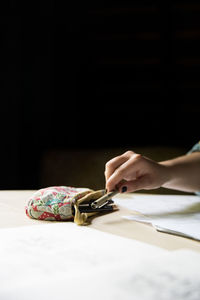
[0,223,200,300]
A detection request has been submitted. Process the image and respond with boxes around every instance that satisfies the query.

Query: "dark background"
[1,1,200,189]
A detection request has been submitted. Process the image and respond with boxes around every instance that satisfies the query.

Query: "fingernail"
[121,186,127,193]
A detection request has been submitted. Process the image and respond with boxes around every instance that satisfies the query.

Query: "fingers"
[105,151,134,183]
[105,156,127,183]
[106,153,142,192]
[105,150,166,193]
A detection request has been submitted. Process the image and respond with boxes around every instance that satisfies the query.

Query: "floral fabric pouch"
[25,186,115,225]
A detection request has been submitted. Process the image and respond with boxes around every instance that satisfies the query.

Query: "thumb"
[118,175,152,193]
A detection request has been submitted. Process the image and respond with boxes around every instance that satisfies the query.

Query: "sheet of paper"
[124,213,200,240]
[0,223,165,300]
[114,193,200,215]
[114,193,200,240]
[0,223,200,300]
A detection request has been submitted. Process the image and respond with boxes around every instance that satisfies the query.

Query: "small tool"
[91,190,118,209]
[78,200,114,213]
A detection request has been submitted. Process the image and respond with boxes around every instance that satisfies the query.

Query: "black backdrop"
[1,1,200,189]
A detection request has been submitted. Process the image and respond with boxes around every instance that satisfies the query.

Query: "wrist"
[159,160,175,188]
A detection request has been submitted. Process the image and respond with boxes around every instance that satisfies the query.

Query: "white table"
[1,191,200,300]
[0,190,200,252]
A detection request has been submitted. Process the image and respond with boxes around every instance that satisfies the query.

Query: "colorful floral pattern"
[25,186,92,221]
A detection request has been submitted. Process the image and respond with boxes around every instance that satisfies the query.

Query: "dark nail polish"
[122,186,127,193]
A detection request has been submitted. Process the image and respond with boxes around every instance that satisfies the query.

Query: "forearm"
[160,152,200,193]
